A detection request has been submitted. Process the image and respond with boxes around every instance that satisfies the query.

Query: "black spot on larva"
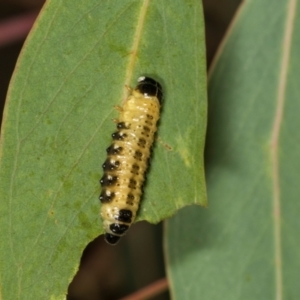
[112,131,127,140]
[138,138,146,147]
[110,223,129,234]
[99,190,115,203]
[106,144,123,155]
[146,114,153,120]
[102,159,120,171]
[126,194,135,205]
[143,126,150,132]
[105,233,120,245]
[117,209,132,223]
[117,122,129,129]
[128,179,137,189]
[100,174,118,186]
[134,150,143,160]
[131,164,140,175]
[127,194,135,201]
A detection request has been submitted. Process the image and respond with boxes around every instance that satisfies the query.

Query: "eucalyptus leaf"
[0,0,207,298]
[166,1,300,299]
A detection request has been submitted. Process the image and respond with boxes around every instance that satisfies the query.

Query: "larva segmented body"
[99,76,163,245]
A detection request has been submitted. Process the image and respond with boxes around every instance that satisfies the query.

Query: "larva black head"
[136,76,163,103]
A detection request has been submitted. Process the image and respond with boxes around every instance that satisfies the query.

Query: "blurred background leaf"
[0,0,206,299]
[166,1,300,299]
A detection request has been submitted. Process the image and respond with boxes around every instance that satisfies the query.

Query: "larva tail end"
[105,233,121,245]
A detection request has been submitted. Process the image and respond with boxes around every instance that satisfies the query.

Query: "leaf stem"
[118,278,168,300]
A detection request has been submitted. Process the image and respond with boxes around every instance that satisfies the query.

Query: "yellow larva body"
[100,77,163,245]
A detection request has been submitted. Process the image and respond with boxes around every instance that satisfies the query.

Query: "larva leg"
[125,85,132,92]
[156,136,173,151]
[114,105,123,112]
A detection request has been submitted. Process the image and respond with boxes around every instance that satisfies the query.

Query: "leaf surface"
[166,1,300,299]
[0,0,207,298]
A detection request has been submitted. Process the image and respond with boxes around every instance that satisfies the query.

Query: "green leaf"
[0,0,206,298]
[166,1,300,299]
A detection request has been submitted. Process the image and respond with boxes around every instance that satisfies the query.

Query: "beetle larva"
[99,76,163,245]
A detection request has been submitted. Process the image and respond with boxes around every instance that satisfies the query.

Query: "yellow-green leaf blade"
[0,0,207,299]
[166,1,300,299]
